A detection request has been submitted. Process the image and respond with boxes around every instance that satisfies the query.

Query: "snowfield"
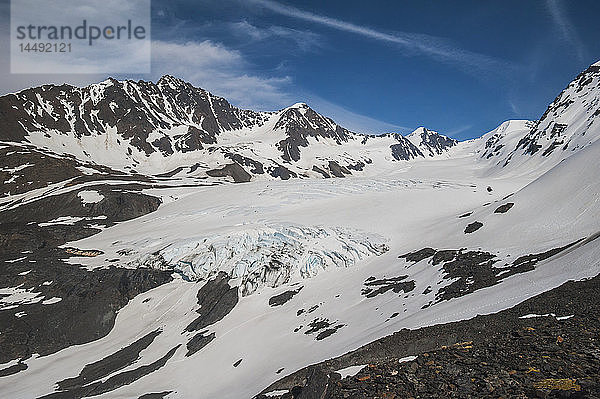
[2,136,599,399]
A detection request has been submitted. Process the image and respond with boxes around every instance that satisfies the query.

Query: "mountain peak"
[157,75,187,89]
[408,127,438,137]
[285,102,309,111]
[406,126,457,157]
[5,60,598,181]
[98,77,118,86]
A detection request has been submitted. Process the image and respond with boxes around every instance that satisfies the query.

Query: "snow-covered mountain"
[0,77,456,182]
[516,62,600,160]
[1,62,599,399]
[476,120,535,163]
[406,127,457,157]
[474,62,600,176]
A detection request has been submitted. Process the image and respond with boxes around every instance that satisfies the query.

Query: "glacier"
[129,224,389,296]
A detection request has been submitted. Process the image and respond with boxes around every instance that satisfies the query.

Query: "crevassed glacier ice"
[131,224,389,295]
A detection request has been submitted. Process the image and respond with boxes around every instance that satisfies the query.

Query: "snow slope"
[1,138,598,398]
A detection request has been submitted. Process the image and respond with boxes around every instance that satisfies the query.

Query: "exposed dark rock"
[458,212,472,218]
[305,319,333,335]
[398,247,436,263]
[0,361,27,377]
[327,161,350,178]
[155,166,185,178]
[186,332,216,357]
[311,165,330,178]
[400,238,587,303]
[269,287,303,307]
[38,345,180,399]
[0,183,171,364]
[0,186,161,229]
[137,391,173,399]
[325,314,598,399]
[494,202,515,213]
[431,249,458,265]
[433,250,499,301]
[269,165,297,180]
[0,77,267,158]
[206,163,251,183]
[225,153,265,174]
[300,319,344,341]
[233,359,243,367]
[346,161,366,171]
[274,105,351,163]
[315,325,345,341]
[389,135,424,161]
[464,221,483,233]
[516,133,543,155]
[409,128,458,156]
[0,263,172,364]
[0,145,83,196]
[185,272,239,332]
[542,138,566,157]
[174,125,217,153]
[511,238,584,272]
[295,366,332,399]
[361,276,416,298]
[256,367,336,399]
[57,329,162,390]
[189,163,203,173]
[307,305,319,313]
[152,136,174,156]
[509,64,600,163]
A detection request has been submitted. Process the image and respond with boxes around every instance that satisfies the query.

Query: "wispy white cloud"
[509,100,520,116]
[545,0,586,62]
[229,20,268,41]
[268,26,322,52]
[0,0,296,110]
[249,0,518,78]
[228,21,322,51]
[0,38,294,111]
[304,94,410,135]
[445,124,473,138]
[0,5,106,94]
[150,40,293,110]
[0,2,293,110]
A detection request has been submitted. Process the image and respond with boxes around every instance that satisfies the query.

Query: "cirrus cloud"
[150,39,293,110]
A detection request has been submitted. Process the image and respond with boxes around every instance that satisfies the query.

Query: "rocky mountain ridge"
[478,62,600,174]
[0,76,457,182]
[2,61,600,186]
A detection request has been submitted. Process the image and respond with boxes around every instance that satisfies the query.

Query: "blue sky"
[1,0,599,139]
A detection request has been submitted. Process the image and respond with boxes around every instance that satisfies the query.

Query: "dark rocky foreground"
[258,274,600,399]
